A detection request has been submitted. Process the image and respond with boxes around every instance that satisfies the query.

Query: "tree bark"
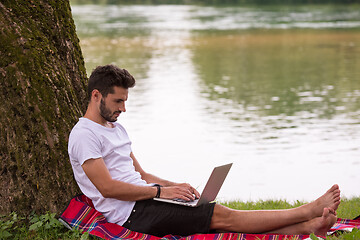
[0,0,87,214]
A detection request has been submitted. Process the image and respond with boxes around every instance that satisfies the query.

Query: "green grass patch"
[0,212,94,240]
[0,198,359,239]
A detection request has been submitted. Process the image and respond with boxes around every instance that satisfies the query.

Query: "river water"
[71,3,360,202]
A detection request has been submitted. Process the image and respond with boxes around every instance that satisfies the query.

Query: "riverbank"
[1,197,359,239]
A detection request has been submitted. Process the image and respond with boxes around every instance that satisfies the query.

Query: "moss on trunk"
[0,0,87,214]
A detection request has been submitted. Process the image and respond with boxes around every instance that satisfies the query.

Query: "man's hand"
[160,183,200,201]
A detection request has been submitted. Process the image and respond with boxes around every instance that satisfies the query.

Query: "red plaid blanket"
[59,194,360,240]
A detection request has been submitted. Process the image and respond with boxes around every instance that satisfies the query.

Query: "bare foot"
[308,184,340,218]
[310,208,337,237]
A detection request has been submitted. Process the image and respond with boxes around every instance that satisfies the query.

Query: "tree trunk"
[0,0,87,214]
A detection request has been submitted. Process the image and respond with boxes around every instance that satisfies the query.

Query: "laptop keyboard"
[174,198,195,203]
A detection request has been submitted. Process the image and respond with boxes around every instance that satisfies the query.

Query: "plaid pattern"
[328,218,360,235]
[59,195,360,240]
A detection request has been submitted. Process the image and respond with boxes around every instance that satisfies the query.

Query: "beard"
[100,98,120,122]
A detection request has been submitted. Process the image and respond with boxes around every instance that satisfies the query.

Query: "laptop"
[153,163,232,207]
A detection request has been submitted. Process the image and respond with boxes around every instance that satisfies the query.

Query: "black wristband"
[154,184,161,198]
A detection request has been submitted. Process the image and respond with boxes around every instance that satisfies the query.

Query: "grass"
[0,198,359,239]
[0,212,93,240]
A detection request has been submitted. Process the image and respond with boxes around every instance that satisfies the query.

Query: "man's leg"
[210,184,340,234]
[266,208,337,237]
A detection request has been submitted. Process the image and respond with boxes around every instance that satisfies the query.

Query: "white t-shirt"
[68,117,151,225]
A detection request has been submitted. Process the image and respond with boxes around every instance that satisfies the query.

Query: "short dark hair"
[87,65,136,100]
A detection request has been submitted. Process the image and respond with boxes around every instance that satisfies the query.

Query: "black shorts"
[122,199,216,237]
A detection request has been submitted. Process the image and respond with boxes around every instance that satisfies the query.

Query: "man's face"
[99,86,128,122]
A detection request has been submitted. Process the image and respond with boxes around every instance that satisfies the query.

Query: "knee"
[210,204,234,231]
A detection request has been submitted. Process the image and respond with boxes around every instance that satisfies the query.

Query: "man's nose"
[120,103,126,112]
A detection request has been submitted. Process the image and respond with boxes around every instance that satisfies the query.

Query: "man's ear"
[91,89,102,102]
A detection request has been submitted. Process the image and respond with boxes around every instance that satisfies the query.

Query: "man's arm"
[82,157,157,201]
[82,155,199,201]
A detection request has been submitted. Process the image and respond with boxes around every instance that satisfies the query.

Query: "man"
[68,64,341,237]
